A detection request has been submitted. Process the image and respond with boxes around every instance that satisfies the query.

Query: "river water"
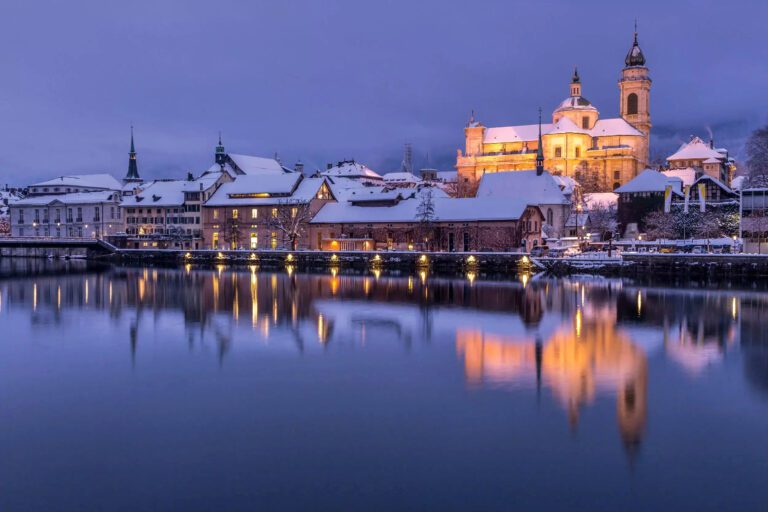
[0,260,766,511]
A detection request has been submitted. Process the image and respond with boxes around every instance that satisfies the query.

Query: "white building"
[10,191,123,239]
[666,136,736,185]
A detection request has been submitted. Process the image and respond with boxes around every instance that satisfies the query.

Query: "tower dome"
[625,31,646,67]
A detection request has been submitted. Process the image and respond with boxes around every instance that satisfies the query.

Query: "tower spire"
[536,107,544,176]
[625,20,646,67]
[124,125,141,184]
[215,131,227,167]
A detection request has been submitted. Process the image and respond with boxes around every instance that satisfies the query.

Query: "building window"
[250,233,258,249]
[270,232,277,249]
[232,209,239,219]
[212,232,219,249]
[614,170,621,179]
[291,207,298,218]
[574,147,581,158]
[213,209,219,220]
[251,208,258,219]
[554,146,562,158]
[582,116,589,129]
[271,208,278,218]
[627,93,638,115]
[546,208,553,226]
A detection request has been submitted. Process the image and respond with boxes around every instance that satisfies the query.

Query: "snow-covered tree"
[587,203,619,240]
[746,125,768,186]
[643,210,676,240]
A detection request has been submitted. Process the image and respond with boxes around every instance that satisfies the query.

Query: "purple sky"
[0,0,766,185]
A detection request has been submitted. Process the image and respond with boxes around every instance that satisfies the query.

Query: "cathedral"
[456,31,651,193]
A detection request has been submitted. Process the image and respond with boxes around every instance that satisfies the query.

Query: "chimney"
[327,163,332,170]
[187,172,194,181]
[295,161,304,174]
[710,138,714,149]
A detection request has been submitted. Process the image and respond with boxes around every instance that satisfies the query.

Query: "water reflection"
[1,262,767,451]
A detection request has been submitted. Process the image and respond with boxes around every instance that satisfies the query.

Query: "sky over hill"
[0,0,766,185]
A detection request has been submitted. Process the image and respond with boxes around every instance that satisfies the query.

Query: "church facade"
[456,32,651,194]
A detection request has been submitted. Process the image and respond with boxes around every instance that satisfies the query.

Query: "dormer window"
[582,116,589,129]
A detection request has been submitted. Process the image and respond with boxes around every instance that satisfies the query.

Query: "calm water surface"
[0,260,767,511]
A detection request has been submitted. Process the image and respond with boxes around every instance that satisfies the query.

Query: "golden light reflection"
[520,273,530,288]
[456,308,647,447]
[731,297,738,320]
[373,268,381,280]
[184,263,191,274]
[467,272,476,285]
[57,286,61,310]
[84,280,89,305]
[33,283,37,311]
[318,314,326,343]
[138,278,145,301]
[636,290,642,317]
[108,282,113,304]
[286,264,295,276]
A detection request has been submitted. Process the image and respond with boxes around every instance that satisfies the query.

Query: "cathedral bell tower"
[619,26,651,168]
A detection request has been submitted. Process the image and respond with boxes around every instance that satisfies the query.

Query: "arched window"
[627,93,639,115]
[546,208,553,226]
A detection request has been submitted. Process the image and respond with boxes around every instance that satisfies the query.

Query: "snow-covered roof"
[730,176,746,191]
[584,192,618,210]
[693,175,734,195]
[615,169,683,195]
[347,188,403,203]
[662,168,697,187]
[703,157,721,164]
[667,137,723,162]
[483,117,642,143]
[565,212,590,228]
[13,191,119,206]
[475,170,570,205]
[553,96,597,113]
[321,160,382,180]
[30,174,122,191]
[229,154,288,174]
[121,174,223,207]
[205,176,328,206]
[383,172,422,184]
[312,197,534,224]
[552,175,578,195]
[324,178,385,202]
[589,118,643,137]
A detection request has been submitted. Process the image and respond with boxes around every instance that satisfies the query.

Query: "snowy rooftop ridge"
[311,197,534,224]
[483,117,641,143]
[475,170,570,205]
[30,174,122,191]
[667,136,724,162]
[615,169,683,195]
[205,175,328,206]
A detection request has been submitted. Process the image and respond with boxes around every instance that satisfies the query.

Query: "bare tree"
[643,210,676,240]
[588,203,619,241]
[746,125,768,186]
[416,188,437,250]
[267,200,314,250]
[221,217,241,250]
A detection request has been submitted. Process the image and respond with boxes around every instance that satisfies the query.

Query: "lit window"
[291,207,298,218]
[213,209,219,220]
[554,147,562,158]
[270,232,277,249]
[271,208,278,218]
[251,208,258,219]
[232,209,239,219]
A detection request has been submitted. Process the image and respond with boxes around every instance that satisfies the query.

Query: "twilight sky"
[0,0,766,186]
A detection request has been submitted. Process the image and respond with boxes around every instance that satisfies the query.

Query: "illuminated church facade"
[456,31,651,193]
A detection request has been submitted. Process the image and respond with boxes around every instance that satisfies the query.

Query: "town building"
[615,169,684,236]
[202,173,335,250]
[123,127,143,187]
[310,194,543,252]
[666,135,736,185]
[120,172,229,249]
[456,30,651,194]
[739,187,768,253]
[383,172,422,188]
[9,191,123,238]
